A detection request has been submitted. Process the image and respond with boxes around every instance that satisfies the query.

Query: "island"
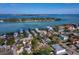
[0,17,62,22]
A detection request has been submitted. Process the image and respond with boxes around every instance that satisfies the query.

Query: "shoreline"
[0,18,62,22]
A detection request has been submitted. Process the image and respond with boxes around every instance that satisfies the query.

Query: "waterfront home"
[13,32,18,38]
[40,30,47,35]
[52,44,67,55]
[30,30,37,37]
[47,26,53,31]
[25,30,32,37]
[0,20,4,22]
[20,29,24,33]
[35,28,40,33]
[0,34,6,39]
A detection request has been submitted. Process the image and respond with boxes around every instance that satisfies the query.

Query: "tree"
[49,35,59,44]
[31,37,39,49]
[33,47,52,55]
[6,39,15,45]
[48,41,53,45]
[5,18,18,22]
[21,50,28,55]
[0,39,5,45]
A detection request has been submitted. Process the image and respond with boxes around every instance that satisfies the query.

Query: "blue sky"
[0,3,79,14]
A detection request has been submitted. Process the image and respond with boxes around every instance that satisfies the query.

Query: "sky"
[0,3,79,14]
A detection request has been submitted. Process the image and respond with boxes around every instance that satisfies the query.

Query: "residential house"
[13,32,18,38]
[73,33,79,36]
[69,36,79,48]
[59,35,69,42]
[0,45,13,55]
[65,24,75,31]
[35,28,40,33]
[24,44,32,54]
[52,44,67,55]
[0,20,4,22]
[47,26,53,31]
[20,29,24,33]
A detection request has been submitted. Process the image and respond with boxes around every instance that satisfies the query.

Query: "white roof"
[52,44,66,54]
[20,29,23,33]
[52,44,64,51]
[56,49,66,55]
[47,26,53,30]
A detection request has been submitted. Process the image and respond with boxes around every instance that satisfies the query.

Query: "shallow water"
[0,14,79,33]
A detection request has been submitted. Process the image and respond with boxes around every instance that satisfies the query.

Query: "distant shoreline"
[0,18,62,22]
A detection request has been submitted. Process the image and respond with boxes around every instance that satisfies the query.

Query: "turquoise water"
[0,14,79,33]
